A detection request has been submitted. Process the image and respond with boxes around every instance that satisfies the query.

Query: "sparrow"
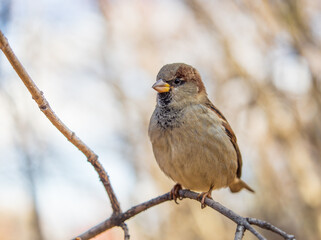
[148,63,254,208]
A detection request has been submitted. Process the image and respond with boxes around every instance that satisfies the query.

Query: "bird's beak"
[152,79,171,93]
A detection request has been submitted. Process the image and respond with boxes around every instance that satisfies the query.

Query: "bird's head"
[152,63,206,108]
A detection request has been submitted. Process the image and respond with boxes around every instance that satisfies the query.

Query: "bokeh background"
[0,0,321,239]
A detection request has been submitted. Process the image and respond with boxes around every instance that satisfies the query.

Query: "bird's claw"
[170,184,183,204]
[197,191,213,209]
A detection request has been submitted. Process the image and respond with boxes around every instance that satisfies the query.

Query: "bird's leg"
[170,183,183,204]
[197,185,214,209]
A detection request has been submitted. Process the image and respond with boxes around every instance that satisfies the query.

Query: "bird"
[148,63,254,208]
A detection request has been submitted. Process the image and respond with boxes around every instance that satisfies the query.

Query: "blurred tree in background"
[0,0,320,239]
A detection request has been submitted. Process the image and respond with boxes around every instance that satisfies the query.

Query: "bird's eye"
[174,78,181,85]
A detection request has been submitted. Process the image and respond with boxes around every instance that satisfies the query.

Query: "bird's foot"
[197,188,213,209]
[170,184,183,204]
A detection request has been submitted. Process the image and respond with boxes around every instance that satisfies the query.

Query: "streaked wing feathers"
[205,101,242,178]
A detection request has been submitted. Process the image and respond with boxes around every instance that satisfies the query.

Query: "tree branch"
[74,190,295,240]
[120,223,130,240]
[0,30,121,214]
[247,218,295,240]
[74,192,171,240]
[234,225,245,240]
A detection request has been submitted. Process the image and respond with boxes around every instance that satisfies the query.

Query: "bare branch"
[0,30,121,214]
[180,190,266,240]
[120,223,130,240]
[247,218,296,240]
[74,192,171,240]
[234,225,245,240]
[74,190,294,240]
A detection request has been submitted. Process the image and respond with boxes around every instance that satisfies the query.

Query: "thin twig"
[234,225,245,240]
[247,218,296,240]
[0,30,121,214]
[120,223,130,240]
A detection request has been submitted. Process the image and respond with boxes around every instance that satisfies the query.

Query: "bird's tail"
[229,178,254,193]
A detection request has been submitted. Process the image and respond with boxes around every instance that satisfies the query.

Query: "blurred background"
[0,0,320,239]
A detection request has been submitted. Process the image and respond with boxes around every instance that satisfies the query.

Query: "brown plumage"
[148,63,254,207]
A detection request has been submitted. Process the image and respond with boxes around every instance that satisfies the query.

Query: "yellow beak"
[152,79,171,93]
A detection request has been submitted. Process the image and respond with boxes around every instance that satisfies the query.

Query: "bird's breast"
[153,106,184,130]
[149,104,238,191]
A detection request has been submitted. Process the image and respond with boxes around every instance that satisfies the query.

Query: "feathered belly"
[151,122,238,191]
